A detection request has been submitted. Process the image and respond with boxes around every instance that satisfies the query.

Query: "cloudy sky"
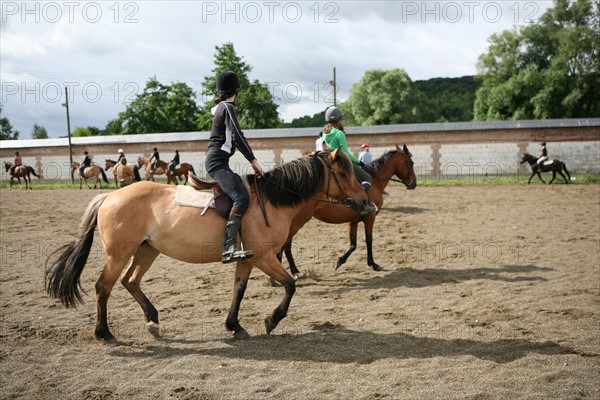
[1,0,554,138]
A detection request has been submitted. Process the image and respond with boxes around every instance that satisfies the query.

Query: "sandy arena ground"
[0,183,598,399]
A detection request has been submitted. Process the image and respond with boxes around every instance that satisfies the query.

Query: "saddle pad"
[175,185,215,209]
[543,159,554,165]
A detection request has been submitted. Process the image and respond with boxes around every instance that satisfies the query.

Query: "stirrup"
[222,249,254,264]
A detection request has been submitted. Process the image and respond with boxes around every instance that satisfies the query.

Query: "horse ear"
[395,144,400,151]
[403,144,412,157]
[331,146,343,161]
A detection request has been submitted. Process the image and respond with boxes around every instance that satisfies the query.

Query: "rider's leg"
[353,164,377,214]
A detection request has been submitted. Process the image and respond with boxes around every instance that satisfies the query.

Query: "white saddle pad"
[543,159,554,166]
[175,185,215,209]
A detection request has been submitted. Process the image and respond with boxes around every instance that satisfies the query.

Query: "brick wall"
[2,119,598,182]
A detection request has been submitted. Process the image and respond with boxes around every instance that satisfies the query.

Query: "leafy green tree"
[109,77,200,134]
[72,126,102,137]
[31,123,49,139]
[284,110,326,128]
[475,0,600,120]
[342,69,427,126]
[0,105,20,140]
[197,42,281,130]
[414,76,481,122]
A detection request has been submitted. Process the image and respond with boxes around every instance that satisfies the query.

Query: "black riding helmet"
[217,71,240,98]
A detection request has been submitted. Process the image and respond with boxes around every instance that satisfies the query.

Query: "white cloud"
[1,0,554,137]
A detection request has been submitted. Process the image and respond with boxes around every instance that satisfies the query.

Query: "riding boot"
[360,182,377,215]
[222,214,254,264]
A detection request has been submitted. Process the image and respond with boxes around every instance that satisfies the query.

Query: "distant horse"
[72,162,108,189]
[104,159,142,188]
[3,162,39,190]
[137,157,192,184]
[280,145,417,276]
[520,153,571,184]
[45,149,369,342]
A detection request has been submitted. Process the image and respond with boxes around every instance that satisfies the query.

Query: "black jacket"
[207,101,255,162]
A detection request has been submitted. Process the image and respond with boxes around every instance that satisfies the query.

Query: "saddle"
[543,159,554,166]
[186,173,232,219]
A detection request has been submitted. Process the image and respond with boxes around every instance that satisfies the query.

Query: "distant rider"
[80,151,91,177]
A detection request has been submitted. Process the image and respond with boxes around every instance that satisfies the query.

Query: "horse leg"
[254,259,296,335]
[120,242,161,337]
[225,261,254,339]
[94,240,139,342]
[557,169,568,184]
[364,217,382,271]
[549,171,556,184]
[335,221,359,270]
[284,240,304,279]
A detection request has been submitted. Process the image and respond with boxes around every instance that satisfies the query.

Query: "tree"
[72,126,101,137]
[31,123,49,139]
[474,0,600,120]
[108,77,200,134]
[0,105,20,140]
[342,69,427,126]
[197,42,281,130]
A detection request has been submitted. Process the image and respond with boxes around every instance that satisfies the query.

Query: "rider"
[359,143,372,165]
[116,157,134,188]
[536,142,548,170]
[322,106,376,213]
[117,149,125,163]
[10,151,22,174]
[205,71,265,263]
[169,149,180,173]
[80,151,91,177]
[149,147,160,173]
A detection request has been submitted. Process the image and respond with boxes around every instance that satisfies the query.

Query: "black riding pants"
[205,150,250,216]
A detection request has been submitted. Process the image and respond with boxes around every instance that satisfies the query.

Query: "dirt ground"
[0,183,598,399]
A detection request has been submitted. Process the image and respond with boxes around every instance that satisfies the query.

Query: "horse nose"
[406,180,417,190]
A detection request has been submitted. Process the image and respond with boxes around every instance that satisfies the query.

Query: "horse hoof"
[264,316,276,335]
[95,329,117,344]
[334,260,344,270]
[370,263,382,272]
[146,321,160,338]
[294,272,305,280]
[234,330,251,340]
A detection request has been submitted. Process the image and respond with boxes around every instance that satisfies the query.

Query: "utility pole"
[330,66,337,106]
[62,87,74,183]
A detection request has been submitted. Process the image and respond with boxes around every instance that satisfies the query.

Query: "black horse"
[520,153,571,184]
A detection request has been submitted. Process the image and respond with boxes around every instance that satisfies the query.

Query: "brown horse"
[3,161,39,190]
[104,159,142,188]
[281,145,417,276]
[137,157,195,184]
[46,149,369,342]
[72,162,109,189]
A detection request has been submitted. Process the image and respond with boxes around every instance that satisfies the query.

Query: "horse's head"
[3,161,11,172]
[72,162,80,170]
[319,147,369,212]
[521,153,534,165]
[371,144,417,190]
[395,144,417,190]
[137,157,144,168]
[104,159,112,170]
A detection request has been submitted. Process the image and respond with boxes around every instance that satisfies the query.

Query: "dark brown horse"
[45,149,369,342]
[3,162,39,190]
[520,153,571,184]
[280,145,417,277]
[72,162,109,189]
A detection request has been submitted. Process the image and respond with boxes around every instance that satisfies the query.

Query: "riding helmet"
[118,149,124,154]
[325,106,343,122]
[217,71,240,96]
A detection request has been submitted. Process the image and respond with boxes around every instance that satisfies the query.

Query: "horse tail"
[45,193,109,308]
[133,166,141,182]
[100,168,109,184]
[29,166,40,178]
[562,162,572,180]
[190,165,195,175]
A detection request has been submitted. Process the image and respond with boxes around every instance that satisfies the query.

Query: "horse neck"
[371,158,398,190]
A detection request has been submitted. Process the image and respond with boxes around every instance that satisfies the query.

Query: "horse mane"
[247,151,354,208]
[369,150,399,172]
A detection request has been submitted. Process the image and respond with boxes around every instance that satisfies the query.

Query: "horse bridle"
[377,152,414,188]
[318,152,355,208]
